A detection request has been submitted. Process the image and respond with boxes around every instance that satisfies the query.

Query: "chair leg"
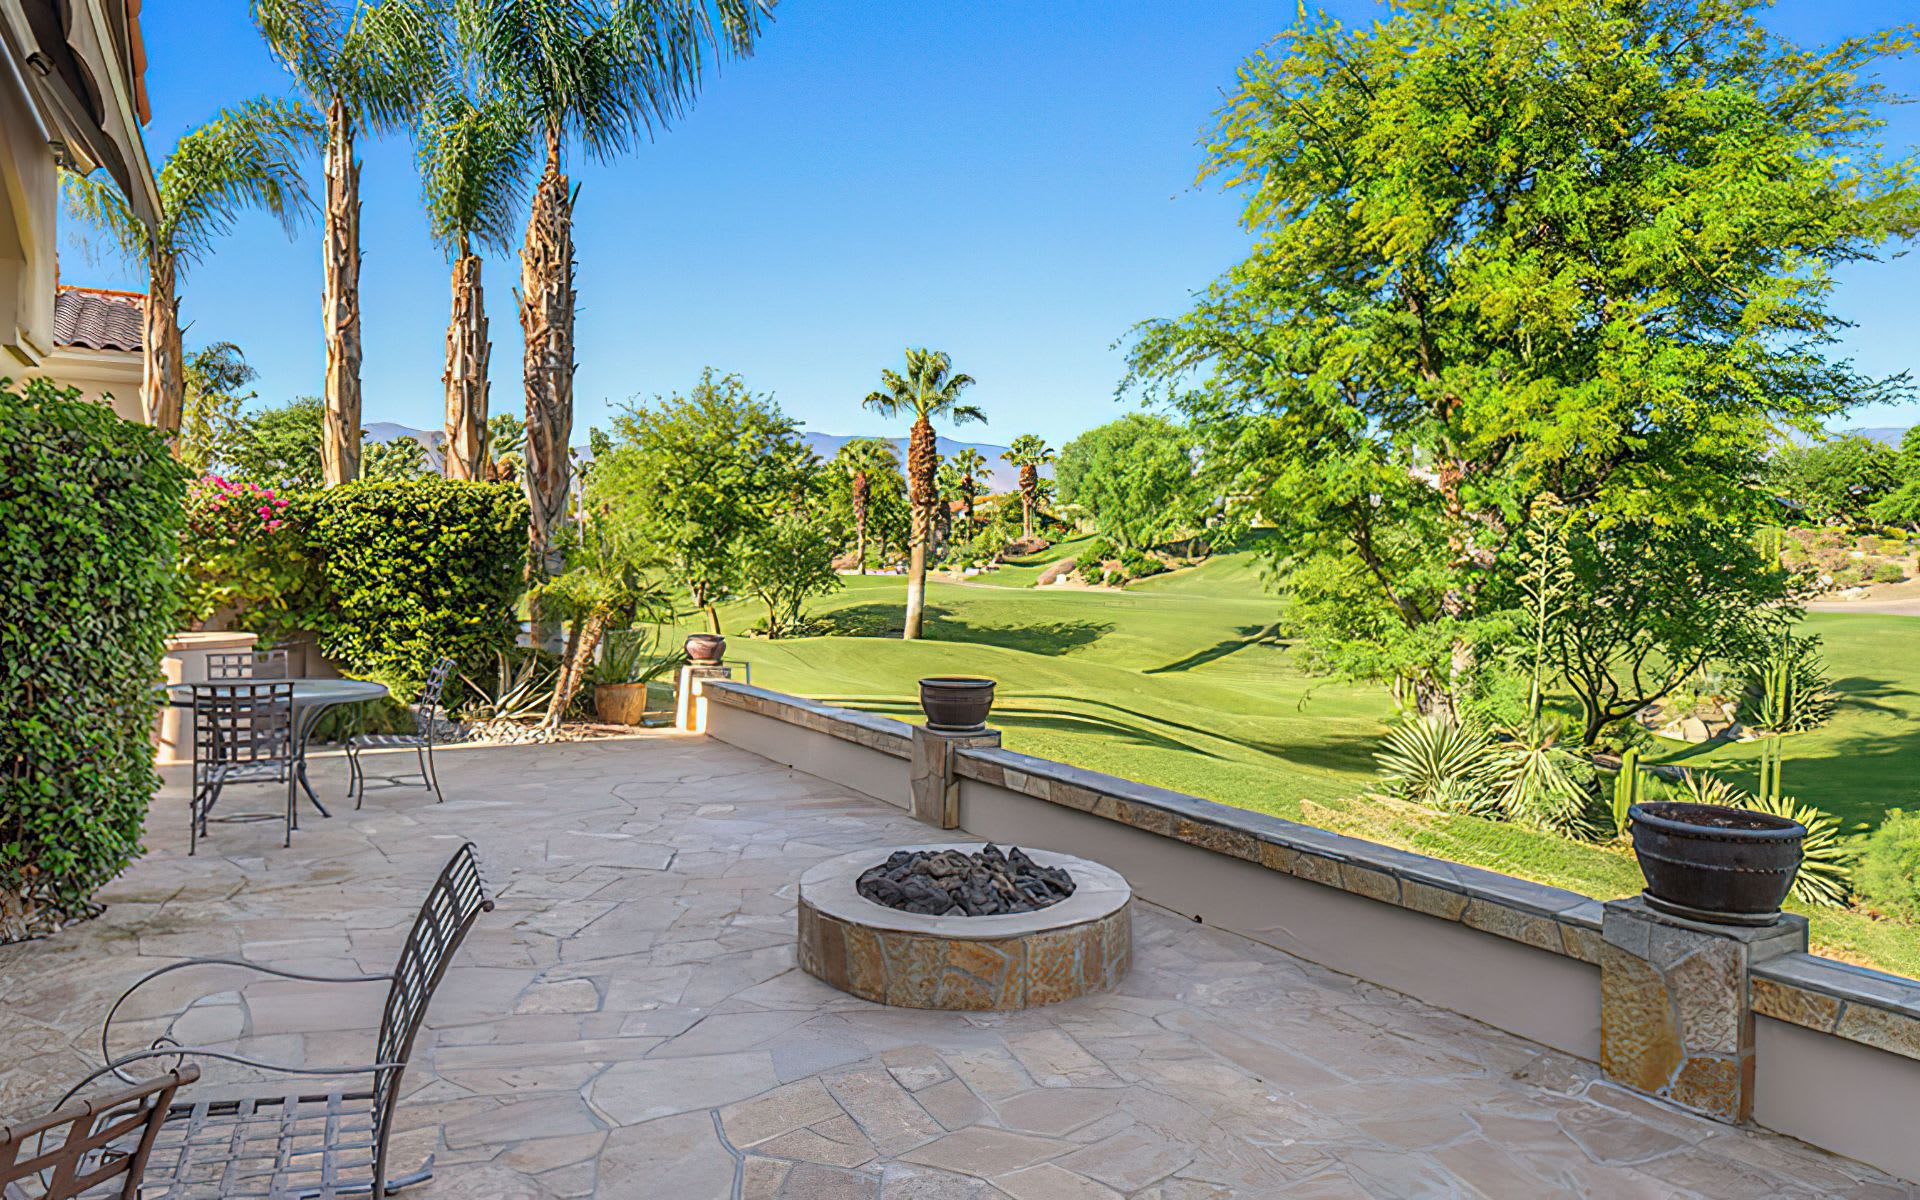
[284,776,295,847]
[188,783,199,857]
[425,741,443,803]
[349,742,364,810]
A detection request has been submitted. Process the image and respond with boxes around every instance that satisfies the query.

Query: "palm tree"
[415,85,532,480]
[253,0,443,486]
[862,348,982,639]
[64,100,317,444]
[457,0,772,581]
[834,437,899,575]
[950,446,988,530]
[935,459,963,549]
[1003,433,1054,540]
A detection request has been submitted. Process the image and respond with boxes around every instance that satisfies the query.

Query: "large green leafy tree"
[228,396,328,490]
[1127,0,1919,718]
[591,368,816,633]
[64,100,316,444]
[416,84,532,481]
[863,348,983,640]
[1055,414,1194,550]
[1870,427,1920,528]
[178,342,261,474]
[254,0,443,486]
[457,0,772,584]
[1003,434,1054,540]
[1767,435,1900,524]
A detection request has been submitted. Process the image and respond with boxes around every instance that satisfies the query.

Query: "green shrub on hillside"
[1857,810,1920,924]
[1,381,188,940]
[297,479,527,696]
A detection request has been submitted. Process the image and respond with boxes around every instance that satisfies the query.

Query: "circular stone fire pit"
[798,843,1131,1011]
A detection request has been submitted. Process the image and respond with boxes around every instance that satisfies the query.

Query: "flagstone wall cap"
[799,844,1129,940]
[703,681,912,756]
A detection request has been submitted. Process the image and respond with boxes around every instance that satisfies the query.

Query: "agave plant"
[1487,722,1602,839]
[461,649,557,722]
[1375,716,1499,815]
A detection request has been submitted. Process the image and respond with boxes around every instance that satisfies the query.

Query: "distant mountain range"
[361,422,1045,493]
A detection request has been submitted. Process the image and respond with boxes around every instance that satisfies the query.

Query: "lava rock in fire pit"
[856,845,1076,917]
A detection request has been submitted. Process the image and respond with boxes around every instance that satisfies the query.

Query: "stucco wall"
[705,701,910,813]
[1754,1016,1920,1183]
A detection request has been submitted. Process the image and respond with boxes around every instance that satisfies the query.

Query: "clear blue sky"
[62,2,1920,446]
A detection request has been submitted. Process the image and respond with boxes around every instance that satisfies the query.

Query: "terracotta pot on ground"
[1628,801,1806,926]
[594,682,651,726]
[919,676,996,734]
[685,633,726,663]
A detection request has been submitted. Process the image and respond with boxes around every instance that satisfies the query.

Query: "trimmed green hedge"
[297,479,527,696]
[1,381,187,940]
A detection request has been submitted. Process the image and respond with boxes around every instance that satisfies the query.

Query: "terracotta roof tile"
[54,286,144,352]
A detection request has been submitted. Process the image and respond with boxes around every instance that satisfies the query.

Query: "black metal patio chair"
[190,682,297,855]
[206,649,291,680]
[346,658,454,808]
[66,843,493,1199]
[2,1066,198,1199]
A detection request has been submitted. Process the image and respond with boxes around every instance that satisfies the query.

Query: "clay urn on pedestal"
[918,676,996,734]
[685,633,726,664]
[1628,801,1806,926]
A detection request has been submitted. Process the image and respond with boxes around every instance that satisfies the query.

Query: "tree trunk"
[852,471,869,573]
[443,246,490,481]
[320,100,362,487]
[704,603,720,634]
[544,609,606,730]
[1019,463,1037,539]
[141,252,183,443]
[522,131,576,653]
[905,416,935,640]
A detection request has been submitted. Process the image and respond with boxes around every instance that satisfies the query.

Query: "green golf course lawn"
[693,544,1920,975]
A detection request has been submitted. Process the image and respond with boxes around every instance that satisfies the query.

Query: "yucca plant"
[1375,716,1500,815]
[1487,722,1601,839]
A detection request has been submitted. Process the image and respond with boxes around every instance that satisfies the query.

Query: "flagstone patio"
[1,733,1912,1198]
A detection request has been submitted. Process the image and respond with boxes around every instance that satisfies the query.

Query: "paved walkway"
[2,734,1912,1198]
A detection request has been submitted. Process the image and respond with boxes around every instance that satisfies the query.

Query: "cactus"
[1611,747,1643,839]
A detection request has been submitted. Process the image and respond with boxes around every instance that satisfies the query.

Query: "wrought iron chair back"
[0,1066,198,1199]
[189,682,296,853]
[412,657,455,737]
[367,842,493,1193]
[205,649,290,680]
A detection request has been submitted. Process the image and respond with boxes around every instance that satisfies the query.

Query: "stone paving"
[2,733,1914,1198]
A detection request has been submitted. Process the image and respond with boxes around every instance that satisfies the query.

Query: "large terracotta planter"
[1628,801,1805,926]
[919,676,996,733]
[594,682,652,726]
[686,633,726,664]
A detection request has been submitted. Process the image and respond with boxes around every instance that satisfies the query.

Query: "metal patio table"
[159,678,389,819]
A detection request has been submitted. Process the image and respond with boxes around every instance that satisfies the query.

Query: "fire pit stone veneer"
[798,843,1131,1011]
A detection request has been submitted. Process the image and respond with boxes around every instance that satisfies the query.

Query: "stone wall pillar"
[1599,896,1807,1123]
[675,664,733,734]
[910,725,1000,829]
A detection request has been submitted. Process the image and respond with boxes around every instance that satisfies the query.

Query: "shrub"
[1857,810,1920,923]
[297,479,527,697]
[1120,548,1165,578]
[177,474,307,637]
[1739,636,1839,734]
[1873,561,1906,583]
[1,381,188,939]
[1079,537,1115,567]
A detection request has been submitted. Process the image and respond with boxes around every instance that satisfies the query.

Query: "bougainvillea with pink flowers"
[178,474,309,632]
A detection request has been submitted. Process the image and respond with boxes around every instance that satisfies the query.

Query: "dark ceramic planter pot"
[919,676,996,734]
[685,634,726,664]
[1628,801,1805,927]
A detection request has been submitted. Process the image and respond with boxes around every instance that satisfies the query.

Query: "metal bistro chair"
[72,843,494,1199]
[189,682,297,855]
[206,649,291,680]
[1,1067,198,1200]
[346,658,454,808]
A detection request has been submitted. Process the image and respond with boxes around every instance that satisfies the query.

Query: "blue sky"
[63,2,1920,446]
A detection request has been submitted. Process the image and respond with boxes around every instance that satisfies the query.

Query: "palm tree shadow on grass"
[817,603,1113,656]
[1145,623,1283,675]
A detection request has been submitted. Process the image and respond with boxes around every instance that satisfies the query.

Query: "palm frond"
[337,0,447,131]
[252,0,343,93]
[161,97,322,266]
[60,169,150,265]
[417,84,534,254]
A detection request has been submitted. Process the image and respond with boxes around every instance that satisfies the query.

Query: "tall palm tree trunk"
[142,252,184,443]
[1019,463,1037,539]
[522,129,576,594]
[905,416,935,639]
[443,244,490,481]
[320,100,363,486]
[852,471,869,574]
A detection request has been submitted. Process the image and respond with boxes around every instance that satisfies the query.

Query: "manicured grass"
[697,546,1920,976]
